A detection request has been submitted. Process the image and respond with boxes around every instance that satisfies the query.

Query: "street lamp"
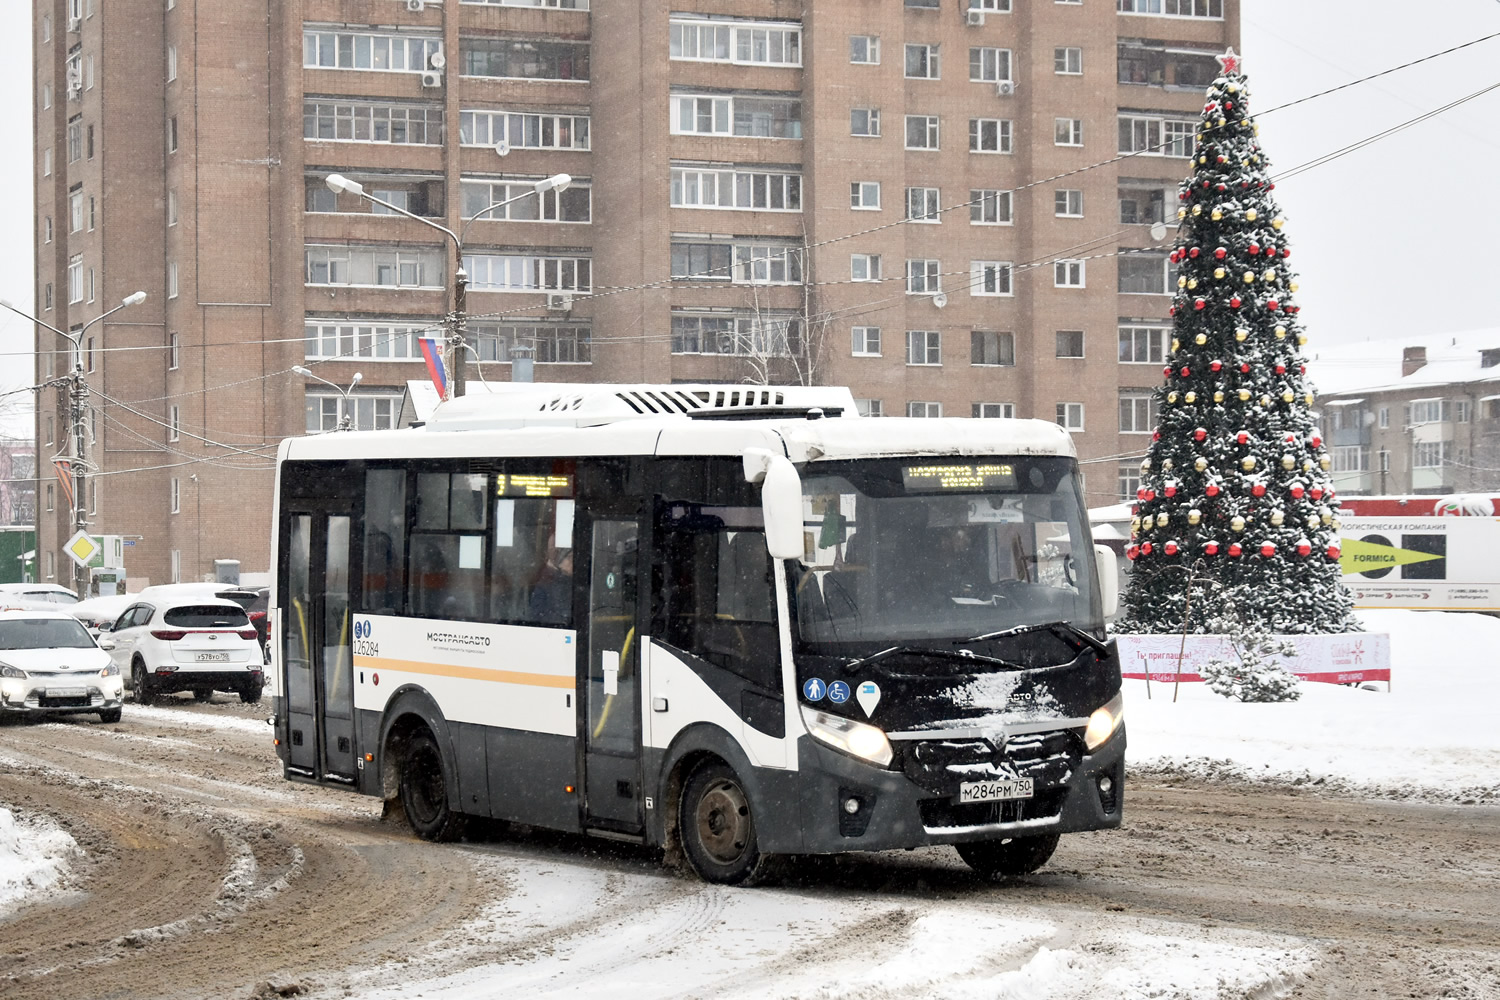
[0,291,148,596]
[292,366,363,431]
[323,171,572,399]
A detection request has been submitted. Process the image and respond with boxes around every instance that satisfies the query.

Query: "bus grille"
[901,730,1083,796]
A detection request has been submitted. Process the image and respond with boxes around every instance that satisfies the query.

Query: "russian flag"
[419,336,448,401]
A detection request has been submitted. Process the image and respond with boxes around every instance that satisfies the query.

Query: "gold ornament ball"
[1333,517,1342,531]
[1307,515,1320,529]
[1187,278,1199,290]
[1131,516,1141,531]
[1243,271,1256,284]
[1195,333,1207,345]
[1282,390,1295,403]
[1232,515,1246,532]
[1214,267,1226,279]
[1297,334,1308,346]
[1235,328,1249,342]
[1242,456,1256,471]
[1211,208,1223,221]
[1185,391,1197,404]
[1188,508,1202,525]
[1262,269,1277,282]
[1227,83,1239,93]
[1213,391,1224,403]
[1272,217,1285,230]
[1192,204,1202,216]
[1172,337,1181,350]
[1194,457,1208,472]
[1274,325,1287,338]
[1238,388,1251,401]
[1302,459,1314,472]
[1321,511,1332,526]
[1141,457,1152,470]
[1218,117,1227,127]
[1260,394,1272,407]
[1177,276,1187,289]
[1281,454,1296,469]
[1320,456,1331,470]
[1245,209,1258,222]
[1156,512,1169,527]
[1162,458,1174,471]
[1167,391,1179,404]
[1178,207,1187,219]
[1289,281,1299,292]
[1199,154,1207,164]
[1305,392,1315,405]
[1271,511,1285,527]
[1241,158,1250,167]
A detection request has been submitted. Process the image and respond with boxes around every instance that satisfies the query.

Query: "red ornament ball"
[1153,430,1162,442]
[1181,366,1191,377]
[1165,484,1178,498]
[1230,296,1242,309]
[1194,299,1206,311]
[1210,360,1223,372]
[1127,545,1140,561]
[1251,483,1266,497]
[1260,541,1277,558]
[1311,486,1324,500]
[1311,434,1323,449]
[1267,299,1280,311]
[1297,540,1312,557]
[1275,363,1286,374]
[1236,430,1249,444]
[1145,489,1157,501]
[1225,101,1234,110]
[1248,244,1260,256]
[1163,366,1173,378]
[1141,542,1154,556]
[1194,427,1207,442]
[1326,544,1341,560]
[1205,483,1221,497]
[1137,487,1148,500]
[1240,362,1250,373]
[1228,542,1243,557]
[1165,541,1179,556]
[1290,484,1305,499]
[1214,247,1227,260]
[1204,541,1220,556]
[1216,155,1227,164]
[1189,247,1201,258]
[1281,248,1291,259]
[1300,365,1307,374]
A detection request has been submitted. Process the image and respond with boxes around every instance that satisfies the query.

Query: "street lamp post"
[0,291,147,596]
[291,366,363,431]
[322,172,571,399]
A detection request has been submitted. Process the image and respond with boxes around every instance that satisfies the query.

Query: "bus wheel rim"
[695,780,750,864]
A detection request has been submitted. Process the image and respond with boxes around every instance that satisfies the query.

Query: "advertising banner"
[1116,632,1391,686]
[1338,515,1500,612]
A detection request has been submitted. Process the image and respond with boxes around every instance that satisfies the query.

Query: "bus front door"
[582,517,643,833]
[282,506,358,785]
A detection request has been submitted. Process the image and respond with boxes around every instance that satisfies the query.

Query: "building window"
[1054,47,1083,74]
[852,326,881,357]
[850,35,880,64]
[303,29,445,74]
[973,402,1015,418]
[168,116,178,153]
[42,14,50,41]
[1332,446,1369,473]
[461,37,590,79]
[1054,259,1086,287]
[970,261,1013,297]
[850,181,881,210]
[971,330,1015,366]
[906,0,941,7]
[969,0,1013,10]
[1118,391,1159,433]
[969,47,1011,82]
[85,54,94,89]
[1118,114,1196,157]
[170,477,180,514]
[669,312,800,356]
[1413,441,1451,469]
[169,332,181,370]
[970,189,1013,225]
[306,101,448,145]
[1118,324,1170,363]
[168,405,181,442]
[1118,462,1141,500]
[906,330,941,366]
[1054,189,1083,217]
[45,283,54,310]
[671,93,803,139]
[1056,330,1085,358]
[671,241,731,281]
[67,117,82,162]
[668,17,802,67]
[968,118,1012,153]
[70,190,84,233]
[305,319,441,361]
[463,253,592,294]
[670,165,802,212]
[904,115,940,150]
[855,399,883,418]
[462,178,589,223]
[851,254,881,282]
[304,245,446,289]
[43,148,52,177]
[44,216,52,243]
[906,259,941,295]
[86,338,96,374]
[850,107,880,137]
[86,125,95,160]
[305,391,403,434]
[1055,118,1083,146]
[1118,40,1222,87]
[464,0,592,7]
[1056,402,1085,431]
[168,261,179,298]
[68,256,84,304]
[1378,406,1390,429]
[731,244,803,284]
[1407,398,1449,425]
[167,44,178,81]
[88,196,95,229]
[1116,0,1224,17]
[1119,181,1170,224]
[908,401,943,418]
[471,322,592,364]
[1119,252,1171,294]
[87,268,94,303]
[459,109,585,150]
[1379,449,1391,472]
[906,186,940,223]
[904,43,940,79]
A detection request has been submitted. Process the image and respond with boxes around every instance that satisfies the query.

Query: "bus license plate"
[957,778,1034,803]
[195,652,230,663]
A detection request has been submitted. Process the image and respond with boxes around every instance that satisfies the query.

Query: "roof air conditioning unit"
[420,70,443,88]
[966,9,986,25]
[996,79,1016,97]
[406,0,425,11]
[546,293,574,312]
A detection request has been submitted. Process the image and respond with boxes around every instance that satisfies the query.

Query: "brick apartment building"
[32,0,1237,586]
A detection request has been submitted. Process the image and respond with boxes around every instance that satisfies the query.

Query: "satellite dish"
[429,51,447,70]
[493,138,510,158]
[1149,221,1168,242]
[931,292,948,309]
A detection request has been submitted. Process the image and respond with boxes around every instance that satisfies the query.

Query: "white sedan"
[0,609,124,723]
[100,598,265,704]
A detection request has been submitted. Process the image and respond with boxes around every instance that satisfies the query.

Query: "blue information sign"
[802,677,827,701]
[827,680,851,704]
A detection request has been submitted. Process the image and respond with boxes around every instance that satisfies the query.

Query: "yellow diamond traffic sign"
[65,529,101,569]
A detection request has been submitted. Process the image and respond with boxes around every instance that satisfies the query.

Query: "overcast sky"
[2,0,1498,429]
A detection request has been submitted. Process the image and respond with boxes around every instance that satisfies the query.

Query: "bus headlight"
[1083,692,1124,751]
[800,704,893,768]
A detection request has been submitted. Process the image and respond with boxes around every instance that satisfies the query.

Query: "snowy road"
[0,697,1496,1000]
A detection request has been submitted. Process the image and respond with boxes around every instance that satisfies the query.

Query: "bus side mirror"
[1094,544,1119,619]
[743,448,805,561]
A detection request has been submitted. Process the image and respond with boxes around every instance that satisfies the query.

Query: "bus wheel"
[399,732,467,842]
[679,761,773,886]
[955,833,1061,880]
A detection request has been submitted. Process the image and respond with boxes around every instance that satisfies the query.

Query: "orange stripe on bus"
[352,655,574,689]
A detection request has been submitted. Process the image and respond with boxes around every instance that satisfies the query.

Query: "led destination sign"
[498,474,574,498]
[902,463,1017,492]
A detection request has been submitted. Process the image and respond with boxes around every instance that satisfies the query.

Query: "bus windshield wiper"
[842,645,1023,673]
[961,620,1109,657]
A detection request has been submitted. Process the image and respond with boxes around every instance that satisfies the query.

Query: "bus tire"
[955,832,1061,880]
[679,760,775,886]
[399,732,467,842]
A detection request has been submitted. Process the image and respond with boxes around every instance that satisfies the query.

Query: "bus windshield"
[792,456,1102,647]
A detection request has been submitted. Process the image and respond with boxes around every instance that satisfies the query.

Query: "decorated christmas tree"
[1116,50,1358,636]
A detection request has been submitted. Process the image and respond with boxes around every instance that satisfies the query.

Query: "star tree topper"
[1216,47,1240,75]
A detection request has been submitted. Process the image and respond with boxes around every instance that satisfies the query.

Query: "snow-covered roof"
[1306,327,1500,398]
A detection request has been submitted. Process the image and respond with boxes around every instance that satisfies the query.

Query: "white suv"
[101,598,265,704]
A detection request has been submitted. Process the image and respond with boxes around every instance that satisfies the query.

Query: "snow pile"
[1124,610,1500,802]
[0,806,79,914]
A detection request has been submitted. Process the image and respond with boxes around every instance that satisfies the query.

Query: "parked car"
[69,594,137,636]
[135,584,267,653]
[0,609,124,723]
[0,583,81,611]
[100,598,264,704]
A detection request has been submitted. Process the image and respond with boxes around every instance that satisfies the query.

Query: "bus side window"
[406,472,489,620]
[362,468,406,614]
[491,497,570,626]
